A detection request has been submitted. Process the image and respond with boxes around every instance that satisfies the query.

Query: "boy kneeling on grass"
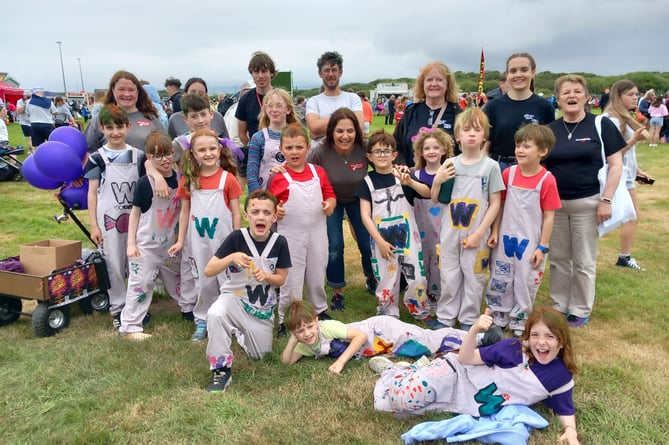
[203,190,291,393]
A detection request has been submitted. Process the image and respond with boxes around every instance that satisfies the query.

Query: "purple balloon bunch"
[22,127,90,209]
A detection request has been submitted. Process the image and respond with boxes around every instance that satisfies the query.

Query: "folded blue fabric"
[401,404,549,445]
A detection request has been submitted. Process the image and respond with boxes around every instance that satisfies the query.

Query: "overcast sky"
[2,0,667,94]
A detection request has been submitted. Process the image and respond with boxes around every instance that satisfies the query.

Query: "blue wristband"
[537,244,550,254]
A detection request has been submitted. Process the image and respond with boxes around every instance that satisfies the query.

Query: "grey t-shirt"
[85,110,165,152]
[306,143,369,203]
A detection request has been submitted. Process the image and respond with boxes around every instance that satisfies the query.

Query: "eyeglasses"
[320,67,340,75]
[370,149,394,156]
[265,103,286,110]
[151,152,174,160]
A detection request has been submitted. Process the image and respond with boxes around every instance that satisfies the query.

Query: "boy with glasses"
[356,129,431,321]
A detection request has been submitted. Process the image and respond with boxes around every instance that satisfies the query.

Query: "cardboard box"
[20,239,82,276]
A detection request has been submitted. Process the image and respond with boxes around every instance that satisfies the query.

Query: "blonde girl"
[603,80,649,270]
[169,130,242,341]
[247,88,298,192]
[411,128,455,323]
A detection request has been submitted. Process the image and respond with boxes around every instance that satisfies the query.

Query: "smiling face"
[252,69,273,91]
[148,151,175,176]
[112,78,139,112]
[506,56,535,94]
[515,139,547,168]
[280,135,309,172]
[244,197,277,241]
[290,319,320,346]
[190,134,221,174]
[367,143,397,173]
[527,320,563,365]
[423,67,447,103]
[333,118,356,152]
[421,137,446,168]
[100,123,130,149]
[265,93,290,127]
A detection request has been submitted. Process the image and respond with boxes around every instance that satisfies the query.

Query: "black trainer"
[318,311,332,321]
[365,276,378,295]
[207,369,231,393]
[481,325,505,347]
[181,311,194,322]
[276,323,287,338]
[330,293,345,311]
[112,313,121,330]
[142,312,152,325]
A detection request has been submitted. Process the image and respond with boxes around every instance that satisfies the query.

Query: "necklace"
[562,119,582,140]
[335,149,352,165]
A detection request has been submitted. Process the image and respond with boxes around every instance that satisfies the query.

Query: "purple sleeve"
[479,338,525,368]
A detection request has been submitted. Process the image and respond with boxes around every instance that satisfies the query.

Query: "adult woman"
[393,61,461,167]
[483,52,555,170]
[647,96,668,146]
[306,108,374,309]
[53,96,74,127]
[603,80,649,270]
[167,77,229,139]
[84,70,165,152]
[543,75,626,327]
[27,87,56,146]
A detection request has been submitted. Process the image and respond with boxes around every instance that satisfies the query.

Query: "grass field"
[1,118,668,444]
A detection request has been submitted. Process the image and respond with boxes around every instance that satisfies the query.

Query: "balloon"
[33,141,83,183]
[21,155,63,190]
[49,126,89,160]
[59,180,89,210]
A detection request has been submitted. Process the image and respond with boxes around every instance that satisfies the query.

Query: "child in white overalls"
[119,131,183,340]
[203,190,292,393]
[268,123,336,335]
[168,130,242,341]
[247,88,299,192]
[485,124,561,336]
[431,108,504,330]
[411,128,455,322]
[85,105,146,329]
[358,129,431,320]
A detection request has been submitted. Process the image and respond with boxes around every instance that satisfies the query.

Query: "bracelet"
[600,197,612,204]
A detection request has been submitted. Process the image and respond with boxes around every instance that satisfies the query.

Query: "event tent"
[0,82,25,105]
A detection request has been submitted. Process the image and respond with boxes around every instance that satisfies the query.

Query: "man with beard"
[305,51,364,149]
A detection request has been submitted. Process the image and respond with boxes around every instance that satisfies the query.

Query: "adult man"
[236,51,277,191]
[16,90,33,153]
[484,71,510,104]
[224,80,255,148]
[305,51,364,149]
[27,87,56,146]
[165,77,183,114]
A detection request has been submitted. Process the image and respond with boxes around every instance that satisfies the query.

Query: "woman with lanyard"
[307,108,375,310]
[85,70,165,153]
[543,74,625,328]
[483,52,555,171]
[393,61,461,167]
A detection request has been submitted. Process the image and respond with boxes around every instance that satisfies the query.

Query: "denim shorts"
[650,116,664,127]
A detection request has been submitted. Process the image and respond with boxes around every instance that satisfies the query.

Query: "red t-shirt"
[501,166,561,211]
[268,164,336,204]
[176,167,243,209]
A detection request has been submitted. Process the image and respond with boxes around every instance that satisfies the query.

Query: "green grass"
[1,122,669,444]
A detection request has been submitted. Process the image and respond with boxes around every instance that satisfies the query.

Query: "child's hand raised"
[434,161,455,184]
[474,308,494,333]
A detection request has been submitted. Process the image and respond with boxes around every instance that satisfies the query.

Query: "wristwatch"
[600,197,612,204]
[537,244,550,254]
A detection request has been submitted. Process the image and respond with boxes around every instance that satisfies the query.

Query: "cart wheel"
[32,302,71,337]
[78,292,110,314]
[0,295,22,326]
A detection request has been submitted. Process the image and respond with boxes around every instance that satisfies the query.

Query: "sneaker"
[181,311,194,322]
[413,355,431,368]
[369,356,395,375]
[616,256,645,270]
[142,312,152,325]
[566,315,589,328]
[191,321,207,341]
[330,293,345,311]
[120,332,153,341]
[365,276,378,295]
[481,325,505,347]
[276,323,287,338]
[207,369,232,393]
[317,311,332,321]
[112,313,121,331]
[424,316,447,330]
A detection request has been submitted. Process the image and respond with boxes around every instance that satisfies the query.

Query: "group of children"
[84,92,561,397]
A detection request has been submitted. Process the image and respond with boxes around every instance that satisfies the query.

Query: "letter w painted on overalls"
[156,207,179,229]
[474,382,505,416]
[111,182,136,205]
[502,235,529,260]
[246,284,270,306]
[193,217,219,239]
[449,200,478,229]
